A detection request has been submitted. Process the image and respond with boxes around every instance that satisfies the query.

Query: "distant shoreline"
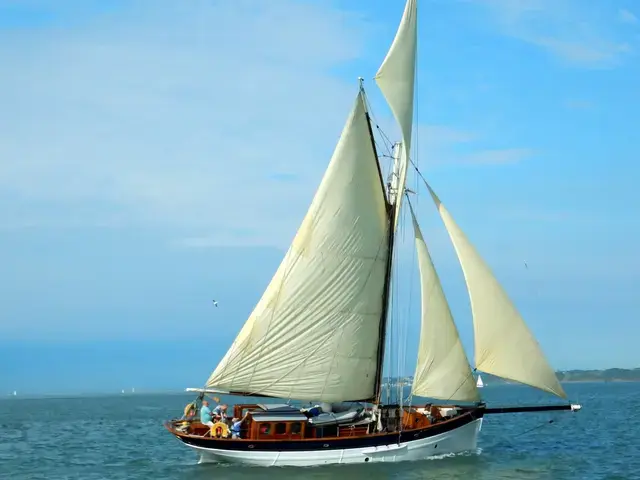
[560,379,640,383]
[7,369,639,398]
[5,380,640,399]
[385,368,640,386]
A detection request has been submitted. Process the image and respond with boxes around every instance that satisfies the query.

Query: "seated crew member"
[200,400,214,428]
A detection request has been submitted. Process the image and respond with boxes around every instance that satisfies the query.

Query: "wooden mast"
[358,79,397,405]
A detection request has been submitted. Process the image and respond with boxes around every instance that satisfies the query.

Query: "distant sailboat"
[164,0,581,467]
[477,375,484,388]
[12,391,17,396]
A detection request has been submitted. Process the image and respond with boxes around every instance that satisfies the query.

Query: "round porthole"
[323,444,329,448]
[365,457,370,462]
[248,445,254,449]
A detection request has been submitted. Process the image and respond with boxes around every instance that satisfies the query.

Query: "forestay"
[375,0,417,230]
[408,202,479,402]
[206,91,390,403]
[425,183,567,399]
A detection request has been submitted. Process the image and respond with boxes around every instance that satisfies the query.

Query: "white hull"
[188,418,482,467]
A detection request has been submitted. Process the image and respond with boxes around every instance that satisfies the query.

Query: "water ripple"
[1,383,637,479]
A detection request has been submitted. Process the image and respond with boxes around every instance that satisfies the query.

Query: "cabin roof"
[252,413,308,422]
[256,403,299,412]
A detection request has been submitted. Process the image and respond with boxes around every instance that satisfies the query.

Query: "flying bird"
[212,300,218,307]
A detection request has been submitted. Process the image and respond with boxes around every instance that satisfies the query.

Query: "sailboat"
[165,0,580,467]
[477,375,484,388]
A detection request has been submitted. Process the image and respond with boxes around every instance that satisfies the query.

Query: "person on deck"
[230,412,250,439]
[200,400,214,427]
[212,403,228,423]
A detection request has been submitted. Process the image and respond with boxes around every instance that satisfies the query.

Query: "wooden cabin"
[180,402,454,441]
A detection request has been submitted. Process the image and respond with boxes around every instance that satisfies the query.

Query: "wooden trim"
[165,407,484,452]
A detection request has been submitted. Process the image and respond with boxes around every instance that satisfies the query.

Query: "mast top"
[358,76,364,90]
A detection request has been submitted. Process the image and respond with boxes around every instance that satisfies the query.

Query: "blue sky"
[1,0,639,395]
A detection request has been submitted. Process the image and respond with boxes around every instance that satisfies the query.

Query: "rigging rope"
[482,410,569,452]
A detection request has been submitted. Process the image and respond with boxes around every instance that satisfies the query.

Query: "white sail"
[425,183,567,399]
[408,204,479,402]
[205,90,390,402]
[375,0,417,229]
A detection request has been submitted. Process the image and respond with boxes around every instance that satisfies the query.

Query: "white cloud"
[471,0,635,68]
[408,125,530,167]
[563,99,594,110]
[618,8,638,25]
[0,0,379,247]
[0,0,537,249]
[459,148,533,165]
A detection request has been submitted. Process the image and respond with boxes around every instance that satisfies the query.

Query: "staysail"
[408,202,479,402]
[424,182,567,399]
[375,0,417,229]
[205,90,391,403]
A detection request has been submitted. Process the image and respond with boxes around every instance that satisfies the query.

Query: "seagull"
[524,261,528,269]
[212,300,218,307]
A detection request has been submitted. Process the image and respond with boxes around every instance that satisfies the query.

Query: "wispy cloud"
[421,125,478,144]
[618,8,638,25]
[494,208,579,223]
[459,148,534,165]
[411,125,531,167]
[564,99,594,110]
[472,0,635,68]
[0,1,381,247]
[0,1,546,250]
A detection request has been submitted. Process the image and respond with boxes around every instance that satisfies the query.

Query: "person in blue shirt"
[200,400,214,427]
[212,404,228,422]
[230,412,250,439]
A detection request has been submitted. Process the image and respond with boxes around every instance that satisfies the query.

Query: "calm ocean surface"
[1,382,638,479]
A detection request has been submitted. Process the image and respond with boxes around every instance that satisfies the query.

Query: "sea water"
[1,382,638,479]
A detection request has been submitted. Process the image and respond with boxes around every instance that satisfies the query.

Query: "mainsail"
[424,182,567,399]
[375,0,417,230]
[205,90,391,403]
[408,202,479,402]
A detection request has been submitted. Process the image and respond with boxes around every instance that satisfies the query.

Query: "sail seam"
[230,246,301,392]
[251,231,390,400]
[317,230,390,401]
